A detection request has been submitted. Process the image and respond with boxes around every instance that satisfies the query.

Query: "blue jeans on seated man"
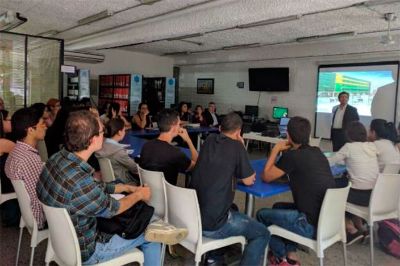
[256,203,315,259]
[83,233,161,266]
[202,211,270,266]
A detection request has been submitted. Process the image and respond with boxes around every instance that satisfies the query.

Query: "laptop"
[278,117,290,138]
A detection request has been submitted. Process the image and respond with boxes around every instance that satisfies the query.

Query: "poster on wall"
[130,74,142,116]
[165,77,175,108]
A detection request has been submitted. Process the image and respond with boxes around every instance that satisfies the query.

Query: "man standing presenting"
[331,91,359,151]
[190,112,269,266]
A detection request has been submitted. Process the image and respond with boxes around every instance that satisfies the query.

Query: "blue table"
[121,134,191,158]
[129,126,219,150]
[237,159,347,216]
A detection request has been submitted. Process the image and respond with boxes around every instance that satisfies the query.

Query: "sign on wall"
[165,77,175,108]
[130,74,142,116]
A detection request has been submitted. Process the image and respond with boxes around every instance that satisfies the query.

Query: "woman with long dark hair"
[328,121,379,244]
[100,102,130,128]
[368,119,400,170]
[132,102,151,129]
[95,118,139,184]
[178,102,190,122]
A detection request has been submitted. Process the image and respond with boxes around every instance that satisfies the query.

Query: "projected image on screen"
[315,63,399,139]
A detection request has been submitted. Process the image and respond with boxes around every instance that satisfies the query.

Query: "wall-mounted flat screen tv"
[249,68,289,91]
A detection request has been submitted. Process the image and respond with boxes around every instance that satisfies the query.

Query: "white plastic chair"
[98,158,116,183]
[0,178,16,205]
[164,181,246,266]
[382,163,400,174]
[11,179,52,266]
[137,166,168,264]
[267,183,351,266]
[309,137,321,147]
[137,166,168,221]
[42,203,144,266]
[346,174,400,266]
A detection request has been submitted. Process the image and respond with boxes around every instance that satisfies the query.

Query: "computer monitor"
[272,106,288,119]
[245,105,259,117]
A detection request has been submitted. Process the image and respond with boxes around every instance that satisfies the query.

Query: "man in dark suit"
[331,91,359,151]
[204,102,220,127]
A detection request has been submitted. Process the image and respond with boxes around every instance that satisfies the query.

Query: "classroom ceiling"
[0,0,399,57]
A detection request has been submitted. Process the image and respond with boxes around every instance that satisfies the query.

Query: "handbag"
[97,201,154,239]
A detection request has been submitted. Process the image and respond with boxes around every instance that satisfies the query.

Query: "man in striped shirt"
[5,107,47,229]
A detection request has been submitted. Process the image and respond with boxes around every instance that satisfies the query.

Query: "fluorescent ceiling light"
[78,10,113,26]
[64,51,105,64]
[166,33,203,41]
[222,43,261,50]
[179,39,203,46]
[139,0,162,5]
[364,0,400,7]
[237,15,301,29]
[37,30,60,37]
[296,31,356,42]
[163,51,191,56]
[0,11,27,31]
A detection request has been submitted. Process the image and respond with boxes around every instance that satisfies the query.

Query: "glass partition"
[0,32,62,114]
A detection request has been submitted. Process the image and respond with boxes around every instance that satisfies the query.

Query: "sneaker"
[145,219,188,245]
[167,245,180,258]
[346,231,364,246]
[362,230,370,244]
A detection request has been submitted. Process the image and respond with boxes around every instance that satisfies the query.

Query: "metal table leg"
[197,134,201,151]
[245,193,255,217]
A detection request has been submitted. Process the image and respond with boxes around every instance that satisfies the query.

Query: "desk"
[121,134,191,159]
[242,132,281,151]
[237,158,347,217]
[243,132,281,148]
[237,159,290,217]
[129,126,219,150]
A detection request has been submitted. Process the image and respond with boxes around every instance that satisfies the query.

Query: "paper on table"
[110,194,125,200]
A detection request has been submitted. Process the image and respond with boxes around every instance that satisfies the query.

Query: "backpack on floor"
[377,219,400,258]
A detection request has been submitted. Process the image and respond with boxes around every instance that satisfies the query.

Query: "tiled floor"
[0,140,399,265]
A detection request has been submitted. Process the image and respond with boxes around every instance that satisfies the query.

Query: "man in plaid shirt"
[37,110,161,265]
[5,107,47,229]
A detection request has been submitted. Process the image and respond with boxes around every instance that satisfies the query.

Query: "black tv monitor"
[245,105,259,116]
[272,106,288,119]
[249,68,289,91]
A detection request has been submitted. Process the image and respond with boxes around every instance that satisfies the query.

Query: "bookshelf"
[98,74,131,115]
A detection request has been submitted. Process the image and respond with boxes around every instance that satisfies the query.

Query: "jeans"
[256,205,315,259]
[203,211,270,266]
[83,233,161,266]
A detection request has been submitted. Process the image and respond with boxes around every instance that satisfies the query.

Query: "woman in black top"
[192,105,207,126]
[132,102,152,129]
[178,102,190,122]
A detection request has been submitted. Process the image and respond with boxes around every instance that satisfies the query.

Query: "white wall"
[176,35,400,131]
[65,49,174,78]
